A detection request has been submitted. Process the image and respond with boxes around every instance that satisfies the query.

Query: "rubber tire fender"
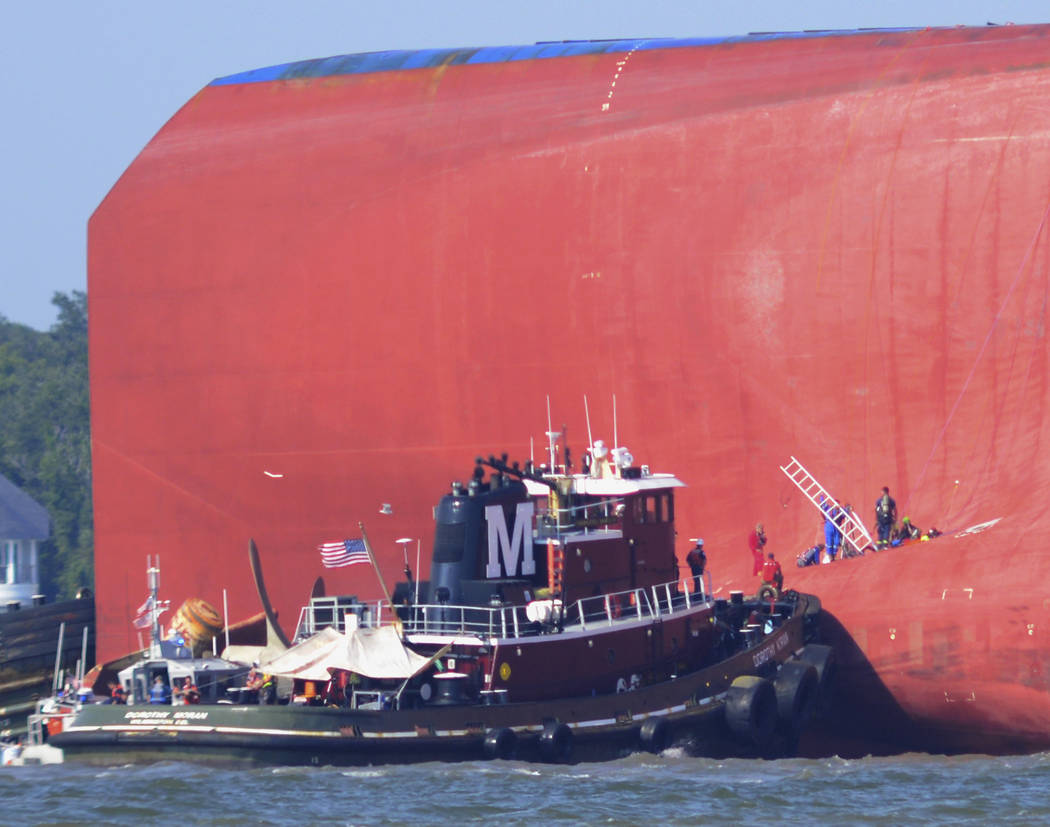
[773,661,818,734]
[539,721,573,763]
[757,584,779,602]
[724,675,777,748]
[483,727,517,760]
[798,644,837,708]
[639,717,672,754]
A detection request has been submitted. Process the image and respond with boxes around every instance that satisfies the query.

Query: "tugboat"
[54,443,833,765]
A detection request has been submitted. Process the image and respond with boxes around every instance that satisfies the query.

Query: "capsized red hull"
[89,25,1050,754]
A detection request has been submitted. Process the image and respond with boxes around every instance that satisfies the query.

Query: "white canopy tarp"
[260,626,431,681]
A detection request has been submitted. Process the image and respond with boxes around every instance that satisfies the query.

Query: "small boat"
[55,443,834,765]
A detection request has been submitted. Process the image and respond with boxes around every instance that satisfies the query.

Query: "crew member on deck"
[245,665,263,702]
[174,676,200,705]
[149,675,170,705]
[762,552,784,593]
[108,681,126,705]
[686,539,706,594]
[260,674,276,705]
[749,523,767,576]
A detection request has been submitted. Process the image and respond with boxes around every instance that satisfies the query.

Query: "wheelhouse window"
[632,492,674,524]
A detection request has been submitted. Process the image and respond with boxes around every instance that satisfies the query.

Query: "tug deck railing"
[293,577,712,643]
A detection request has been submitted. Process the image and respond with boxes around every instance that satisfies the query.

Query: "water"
[3,750,1049,825]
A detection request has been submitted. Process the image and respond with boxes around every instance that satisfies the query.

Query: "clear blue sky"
[2,0,1045,330]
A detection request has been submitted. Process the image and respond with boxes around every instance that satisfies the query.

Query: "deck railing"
[292,576,711,643]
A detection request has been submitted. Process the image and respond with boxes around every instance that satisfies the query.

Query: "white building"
[0,472,49,608]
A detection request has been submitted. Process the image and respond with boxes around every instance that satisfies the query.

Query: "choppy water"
[3,750,1048,825]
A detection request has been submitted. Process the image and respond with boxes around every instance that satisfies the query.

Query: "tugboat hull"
[57,594,821,765]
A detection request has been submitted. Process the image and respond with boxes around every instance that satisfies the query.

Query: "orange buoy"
[168,597,223,655]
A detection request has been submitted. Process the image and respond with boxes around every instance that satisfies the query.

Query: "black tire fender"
[773,660,818,734]
[483,727,517,760]
[724,675,777,748]
[539,721,573,763]
[798,644,837,708]
[639,716,672,754]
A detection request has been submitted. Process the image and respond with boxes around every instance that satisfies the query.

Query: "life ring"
[539,721,573,763]
[724,675,777,748]
[798,644,838,713]
[773,660,818,735]
[483,727,517,760]
[757,584,779,602]
[639,717,672,754]
[610,595,622,619]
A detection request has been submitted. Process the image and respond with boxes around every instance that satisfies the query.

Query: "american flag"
[131,595,168,629]
[319,538,370,568]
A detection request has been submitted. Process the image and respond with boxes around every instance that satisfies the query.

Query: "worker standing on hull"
[749,523,767,576]
[820,495,842,562]
[875,487,898,549]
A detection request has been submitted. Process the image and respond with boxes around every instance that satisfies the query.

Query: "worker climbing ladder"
[779,456,876,555]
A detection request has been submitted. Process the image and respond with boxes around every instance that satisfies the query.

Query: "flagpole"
[359,522,402,636]
[358,521,393,605]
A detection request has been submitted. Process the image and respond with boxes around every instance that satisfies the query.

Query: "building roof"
[0,472,50,541]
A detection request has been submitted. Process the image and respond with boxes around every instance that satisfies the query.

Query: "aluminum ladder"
[779,456,876,555]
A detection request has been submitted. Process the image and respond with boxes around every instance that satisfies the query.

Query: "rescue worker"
[259,674,276,705]
[895,516,921,542]
[875,486,898,548]
[820,495,842,561]
[245,664,262,702]
[176,676,200,705]
[149,675,170,705]
[749,523,767,576]
[761,552,784,593]
[686,539,706,594]
[108,681,126,705]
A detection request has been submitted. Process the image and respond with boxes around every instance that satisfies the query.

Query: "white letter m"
[485,502,536,578]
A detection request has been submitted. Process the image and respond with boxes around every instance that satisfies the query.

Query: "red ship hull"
[89,25,1050,754]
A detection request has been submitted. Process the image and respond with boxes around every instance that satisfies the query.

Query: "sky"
[2,1,1047,331]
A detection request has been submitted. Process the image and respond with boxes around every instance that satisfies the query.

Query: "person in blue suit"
[820,495,842,561]
[149,676,170,704]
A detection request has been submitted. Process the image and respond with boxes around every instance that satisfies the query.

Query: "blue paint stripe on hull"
[210,28,923,86]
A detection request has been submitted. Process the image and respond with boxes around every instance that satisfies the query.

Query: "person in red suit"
[749,523,767,576]
[762,552,784,592]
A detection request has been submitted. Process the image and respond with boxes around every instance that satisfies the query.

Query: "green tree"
[0,291,92,599]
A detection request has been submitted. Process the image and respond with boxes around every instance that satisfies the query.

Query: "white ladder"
[779,456,876,555]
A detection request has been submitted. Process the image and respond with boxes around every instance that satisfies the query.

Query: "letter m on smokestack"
[485,502,536,578]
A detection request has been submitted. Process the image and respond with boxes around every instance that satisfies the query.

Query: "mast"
[148,557,162,658]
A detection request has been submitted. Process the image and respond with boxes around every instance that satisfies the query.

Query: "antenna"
[584,394,594,451]
[612,393,618,450]
[546,395,557,470]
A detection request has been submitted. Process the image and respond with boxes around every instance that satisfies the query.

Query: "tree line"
[0,292,92,599]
